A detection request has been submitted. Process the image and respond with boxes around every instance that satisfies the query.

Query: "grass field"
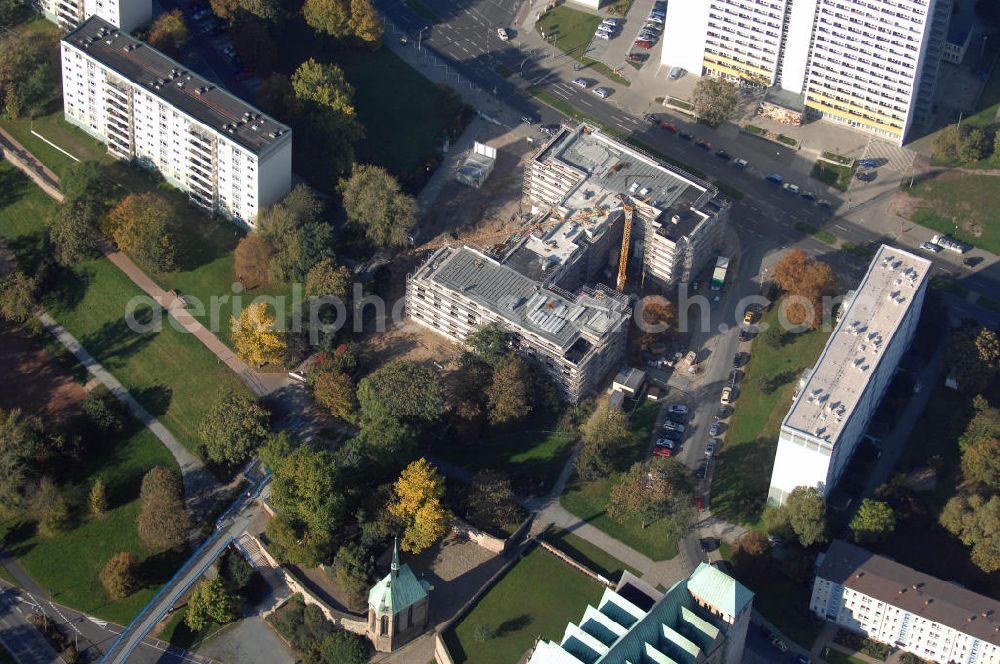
[907,173,1000,254]
[435,409,578,495]
[710,304,828,524]
[560,401,681,561]
[0,163,246,455]
[0,416,182,625]
[811,160,854,192]
[444,546,603,664]
[822,648,869,664]
[542,527,639,580]
[158,608,226,649]
[794,222,837,245]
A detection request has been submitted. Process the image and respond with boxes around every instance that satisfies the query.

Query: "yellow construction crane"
[616,201,634,292]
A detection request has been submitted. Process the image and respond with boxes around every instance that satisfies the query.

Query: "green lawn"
[402,0,442,23]
[746,564,824,649]
[0,417,182,625]
[158,608,226,649]
[822,648,869,664]
[560,401,681,560]
[536,6,630,86]
[795,222,837,245]
[0,163,247,455]
[444,546,604,664]
[710,304,828,524]
[907,174,1000,254]
[435,408,578,495]
[810,161,854,192]
[542,527,639,580]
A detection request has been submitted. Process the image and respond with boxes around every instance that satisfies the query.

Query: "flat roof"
[502,208,623,283]
[783,245,930,445]
[63,16,291,156]
[417,246,630,350]
[534,124,715,218]
[817,540,1000,645]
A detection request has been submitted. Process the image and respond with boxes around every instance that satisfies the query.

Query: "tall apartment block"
[523,123,727,290]
[767,245,930,506]
[661,0,950,144]
[811,540,1000,664]
[406,245,631,403]
[527,563,753,664]
[35,0,150,33]
[61,17,292,225]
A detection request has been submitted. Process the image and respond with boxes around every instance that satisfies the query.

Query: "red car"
[652,447,672,458]
[691,495,704,510]
[634,39,652,49]
[660,121,677,133]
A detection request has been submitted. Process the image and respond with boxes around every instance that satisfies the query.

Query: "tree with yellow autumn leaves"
[231,302,285,367]
[387,458,451,554]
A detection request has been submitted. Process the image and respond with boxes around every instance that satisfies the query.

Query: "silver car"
[593,87,611,98]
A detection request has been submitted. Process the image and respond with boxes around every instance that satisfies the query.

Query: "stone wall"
[537,540,616,588]
[450,514,533,555]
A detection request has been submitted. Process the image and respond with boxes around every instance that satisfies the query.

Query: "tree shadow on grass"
[494,614,532,637]
[6,232,50,277]
[1,520,37,559]
[712,436,774,523]
[132,384,173,420]
[40,263,92,316]
[80,310,159,371]
[139,546,191,587]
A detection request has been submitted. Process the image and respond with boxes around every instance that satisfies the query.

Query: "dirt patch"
[363,320,462,376]
[0,323,87,420]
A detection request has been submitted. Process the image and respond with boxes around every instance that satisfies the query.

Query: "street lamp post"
[417,27,428,51]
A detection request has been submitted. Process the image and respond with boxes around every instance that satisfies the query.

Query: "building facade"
[527,563,753,664]
[367,540,430,653]
[811,540,1000,664]
[35,0,150,32]
[61,17,292,225]
[523,123,727,290]
[406,245,631,403]
[767,245,930,506]
[661,0,950,144]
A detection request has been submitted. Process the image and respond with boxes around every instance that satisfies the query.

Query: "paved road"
[0,589,62,664]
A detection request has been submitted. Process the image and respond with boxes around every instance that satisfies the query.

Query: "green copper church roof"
[686,563,753,618]
[368,540,429,615]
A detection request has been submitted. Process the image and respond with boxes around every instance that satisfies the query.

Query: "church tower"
[366,539,431,652]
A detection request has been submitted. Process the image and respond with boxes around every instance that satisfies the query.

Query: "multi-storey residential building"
[527,563,753,664]
[35,0,150,33]
[767,245,930,506]
[661,0,950,144]
[811,540,1000,664]
[406,245,631,402]
[523,123,727,290]
[61,17,292,225]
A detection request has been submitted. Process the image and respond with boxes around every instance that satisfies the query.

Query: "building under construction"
[523,123,728,289]
[404,123,725,401]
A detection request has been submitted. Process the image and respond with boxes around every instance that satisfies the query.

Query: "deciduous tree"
[691,78,739,127]
[772,249,837,329]
[575,404,629,481]
[292,59,355,116]
[959,127,989,162]
[185,577,238,631]
[105,193,176,271]
[232,303,285,368]
[850,499,896,544]
[234,234,272,287]
[609,458,692,530]
[465,322,511,366]
[306,257,352,300]
[331,541,374,610]
[961,437,1000,491]
[357,361,444,442]
[260,434,345,540]
[467,470,520,530]
[303,0,351,37]
[349,0,383,45]
[319,630,368,664]
[940,493,1000,573]
[60,161,113,206]
[256,185,332,282]
[485,356,532,425]
[198,388,270,465]
[338,164,416,248]
[137,466,190,550]
[100,552,139,600]
[82,388,124,435]
[731,530,771,582]
[387,458,451,553]
[231,20,275,75]
[89,478,108,518]
[47,199,102,266]
[947,324,1000,394]
[30,477,70,537]
[0,32,60,119]
[209,0,239,20]
[147,10,189,56]
[785,486,827,547]
[312,370,357,421]
[0,271,36,323]
[239,0,278,20]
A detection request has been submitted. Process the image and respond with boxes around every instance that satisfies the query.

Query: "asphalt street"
[0,590,61,664]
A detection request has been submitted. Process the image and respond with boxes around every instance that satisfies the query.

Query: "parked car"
[668,66,684,79]
[765,173,784,184]
[855,170,876,182]
[932,234,971,253]
[694,139,711,150]
[496,27,510,41]
[795,655,811,664]
[732,158,748,169]
[593,87,612,98]
[858,158,878,168]
[667,404,688,415]
[539,124,560,135]
[678,131,693,140]
[743,310,754,325]
[694,465,707,479]
[638,32,658,42]
[699,537,718,552]
[663,421,686,433]
[920,241,943,253]
[714,149,730,160]
[655,439,675,449]
[705,441,716,456]
[817,199,833,209]
[800,191,817,201]
[732,352,746,367]
[709,422,721,436]
[660,121,677,133]
[633,39,653,49]
[720,387,732,405]
[521,114,538,124]
[771,638,789,653]
[627,52,649,62]
[646,14,664,23]
[739,329,751,342]
[782,182,800,194]
[571,77,590,88]
[652,446,672,457]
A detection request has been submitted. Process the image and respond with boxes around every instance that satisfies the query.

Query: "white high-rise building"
[61,17,292,226]
[35,0,150,33]
[660,0,950,144]
[766,245,930,506]
[812,540,1000,664]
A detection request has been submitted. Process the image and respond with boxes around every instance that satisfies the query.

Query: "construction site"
[393,122,732,403]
